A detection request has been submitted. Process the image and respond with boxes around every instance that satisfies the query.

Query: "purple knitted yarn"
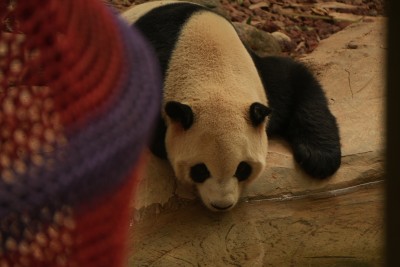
[0,1,162,265]
[0,12,161,219]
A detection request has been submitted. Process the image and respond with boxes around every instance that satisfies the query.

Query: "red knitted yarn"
[70,160,145,267]
[0,0,161,266]
[0,0,124,177]
[2,163,144,267]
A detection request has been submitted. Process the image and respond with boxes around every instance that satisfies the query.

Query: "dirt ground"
[105,0,384,57]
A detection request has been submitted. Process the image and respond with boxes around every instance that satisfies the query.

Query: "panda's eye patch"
[190,163,210,183]
[235,162,252,181]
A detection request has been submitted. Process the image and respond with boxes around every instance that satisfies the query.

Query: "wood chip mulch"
[106,0,385,57]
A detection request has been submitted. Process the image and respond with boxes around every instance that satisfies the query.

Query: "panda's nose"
[211,202,233,211]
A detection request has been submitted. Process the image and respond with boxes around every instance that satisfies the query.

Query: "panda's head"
[164,99,271,211]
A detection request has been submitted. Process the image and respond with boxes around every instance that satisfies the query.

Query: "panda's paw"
[293,143,341,179]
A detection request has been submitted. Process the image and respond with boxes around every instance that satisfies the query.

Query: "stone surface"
[128,14,385,267]
[233,22,282,57]
[129,183,384,266]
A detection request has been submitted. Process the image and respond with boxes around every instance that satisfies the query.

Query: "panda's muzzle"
[210,203,233,211]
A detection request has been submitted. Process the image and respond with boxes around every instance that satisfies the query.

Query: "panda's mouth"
[210,203,233,211]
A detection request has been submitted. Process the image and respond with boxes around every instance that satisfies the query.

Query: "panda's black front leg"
[253,55,341,179]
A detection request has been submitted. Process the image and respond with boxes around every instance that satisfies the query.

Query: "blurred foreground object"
[0,0,161,266]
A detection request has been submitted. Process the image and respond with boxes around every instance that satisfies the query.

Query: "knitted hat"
[0,0,161,266]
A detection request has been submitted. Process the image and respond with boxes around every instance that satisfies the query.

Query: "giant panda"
[124,1,341,212]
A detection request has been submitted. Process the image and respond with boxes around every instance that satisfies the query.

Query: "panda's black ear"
[249,102,271,127]
[165,101,194,130]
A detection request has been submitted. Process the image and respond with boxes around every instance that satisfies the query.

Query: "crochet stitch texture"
[0,0,161,266]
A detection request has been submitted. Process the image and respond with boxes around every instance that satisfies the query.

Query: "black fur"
[251,55,341,178]
[149,117,167,158]
[235,162,252,181]
[134,3,205,76]
[250,102,272,127]
[165,101,194,130]
[133,3,341,178]
[190,163,211,183]
[134,3,205,158]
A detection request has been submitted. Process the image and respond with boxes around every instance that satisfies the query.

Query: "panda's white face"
[165,100,269,211]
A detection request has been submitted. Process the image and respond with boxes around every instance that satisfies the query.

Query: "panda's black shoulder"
[250,55,328,134]
[135,2,206,29]
[134,3,207,75]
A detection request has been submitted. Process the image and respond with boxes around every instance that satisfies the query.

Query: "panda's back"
[133,2,267,105]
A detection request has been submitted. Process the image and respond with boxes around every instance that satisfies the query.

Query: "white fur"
[162,11,269,211]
